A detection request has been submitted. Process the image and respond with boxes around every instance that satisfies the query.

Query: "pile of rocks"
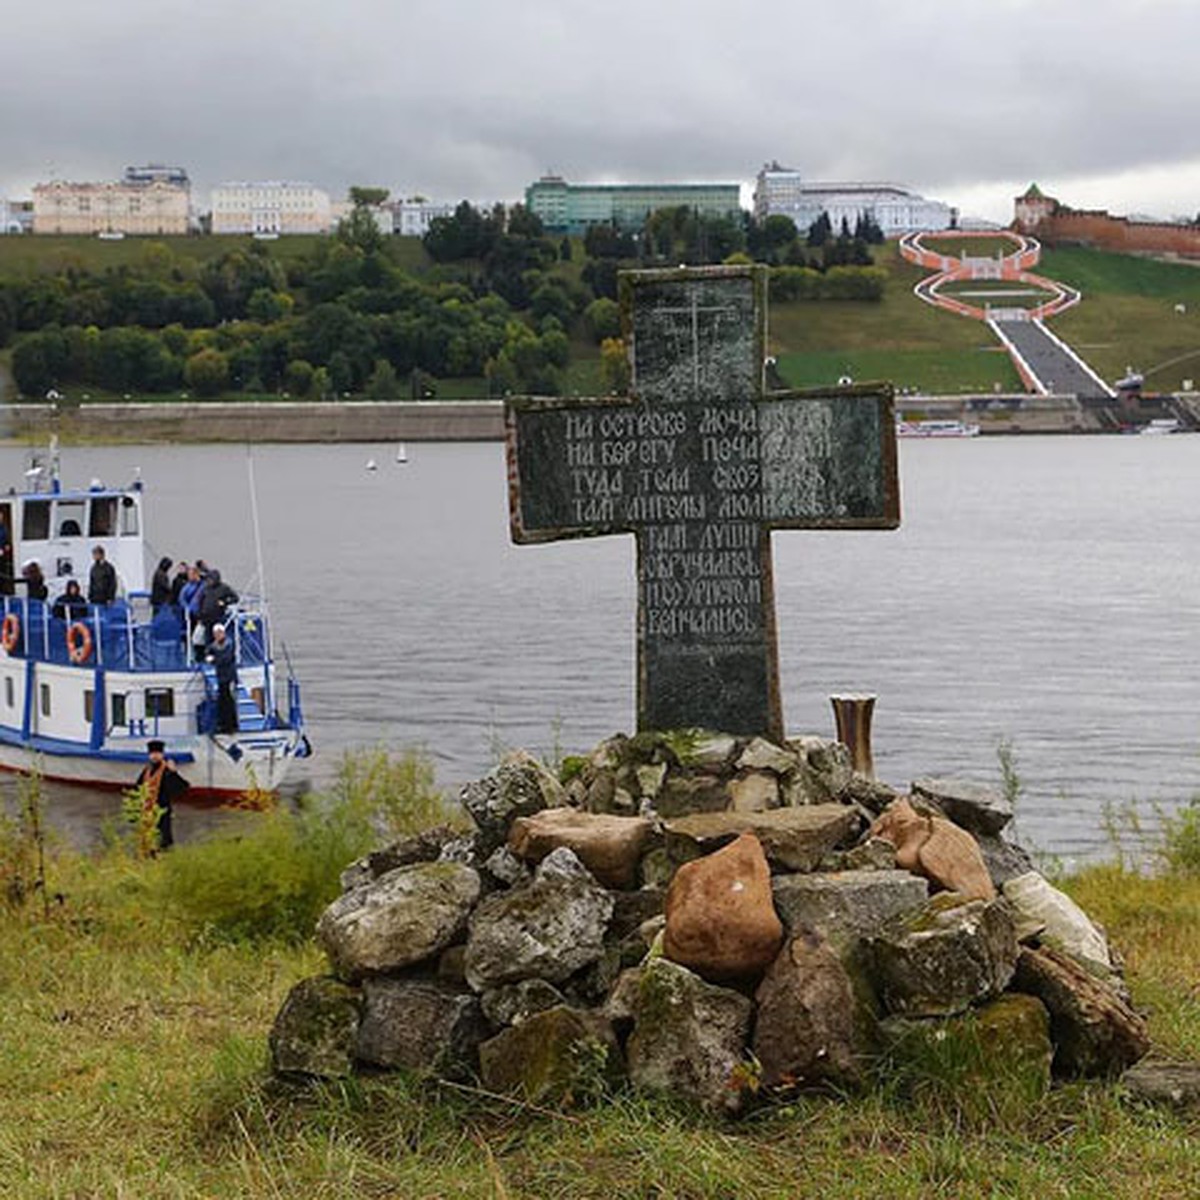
[269,731,1152,1113]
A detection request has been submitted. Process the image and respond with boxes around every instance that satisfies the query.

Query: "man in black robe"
[133,739,189,850]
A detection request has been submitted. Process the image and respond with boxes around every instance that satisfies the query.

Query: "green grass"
[3,785,1200,1197]
[920,235,1021,259]
[1039,247,1200,390]
[778,347,1021,393]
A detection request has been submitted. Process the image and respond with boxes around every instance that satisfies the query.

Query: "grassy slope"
[2,846,1200,1198]
[1040,247,1200,391]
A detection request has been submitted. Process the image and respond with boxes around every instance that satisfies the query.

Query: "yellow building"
[33,179,190,236]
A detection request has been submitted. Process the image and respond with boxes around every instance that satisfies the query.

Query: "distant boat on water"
[396,443,408,464]
[896,419,981,439]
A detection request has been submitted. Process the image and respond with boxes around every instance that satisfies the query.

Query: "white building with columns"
[210,181,332,235]
[753,162,954,237]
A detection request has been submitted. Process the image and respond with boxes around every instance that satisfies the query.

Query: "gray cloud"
[2,0,1198,221]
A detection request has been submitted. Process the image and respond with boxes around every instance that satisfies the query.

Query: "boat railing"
[0,594,273,674]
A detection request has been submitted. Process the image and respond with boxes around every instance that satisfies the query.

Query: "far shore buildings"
[32,164,191,235]
[525,174,741,234]
[392,197,455,237]
[210,181,332,236]
[753,162,954,237]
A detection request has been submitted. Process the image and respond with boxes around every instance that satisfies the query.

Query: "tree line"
[3,199,887,400]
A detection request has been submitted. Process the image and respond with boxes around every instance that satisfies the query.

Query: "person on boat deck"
[0,516,12,596]
[170,561,190,606]
[133,739,188,851]
[52,579,88,620]
[198,569,238,639]
[21,561,48,601]
[150,556,174,612]
[88,546,117,605]
[206,624,238,733]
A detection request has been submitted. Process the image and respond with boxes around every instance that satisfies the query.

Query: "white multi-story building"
[753,162,954,237]
[210,182,332,235]
[393,198,454,237]
[32,178,191,236]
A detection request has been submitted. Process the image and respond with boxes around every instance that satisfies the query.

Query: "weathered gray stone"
[483,845,532,888]
[771,869,929,950]
[639,847,674,889]
[664,806,860,872]
[783,736,853,804]
[976,833,1035,888]
[464,848,614,991]
[843,772,899,816]
[603,967,643,1027]
[437,835,481,868]
[479,1005,622,1102]
[727,771,780,812]
[837,836,899,872]
[437,944,467,984]
[1122,1061,1200,1110]
[607,888,667,946]
[635,762,667,801]
[1002,871,1111,969]
[356,977,486,1077]
[508,807,655,890]
[317,862,481,981]
[1012,944,1150,1078]
[270,977,362,1079]
[753,931,876,1088]
[480,978,565,1027]
[585,769,618,814]
[870,894,1019,1017]
[880,993,1053,1096]
[737,737,797,775]
[654,774,729,818]
[627,958,754,1114]
[676,731,740,770]
[459,749,564,854]
[912,778,1014,836]
[339,825,458,892]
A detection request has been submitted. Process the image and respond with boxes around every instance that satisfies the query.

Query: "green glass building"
[525,175,741,234]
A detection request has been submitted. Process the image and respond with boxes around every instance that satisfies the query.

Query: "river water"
[5,435,1199,863]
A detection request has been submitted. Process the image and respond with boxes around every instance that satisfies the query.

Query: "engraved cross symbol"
[505,265,899,741]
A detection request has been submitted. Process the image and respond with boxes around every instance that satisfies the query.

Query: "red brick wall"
[1034,211,1200,257]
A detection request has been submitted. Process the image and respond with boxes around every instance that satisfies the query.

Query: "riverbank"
[2,809,1198,1197]
[0,399,505,444]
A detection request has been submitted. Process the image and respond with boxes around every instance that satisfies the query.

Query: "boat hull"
[0,728,306,799]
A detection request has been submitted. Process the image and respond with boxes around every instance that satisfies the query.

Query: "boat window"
[89,497,118,538]
[111,693,127,726]
[4,676,12,708]
[84,689,94,723]
[146,687,175,718]
[55,500,86,538]
[40,683,50,717]
[120,496,139,537]
[22,500,51,542]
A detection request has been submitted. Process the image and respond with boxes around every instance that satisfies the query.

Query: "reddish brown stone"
[870,797,994,900]
[663,832,783,982]
[508,807,655,890]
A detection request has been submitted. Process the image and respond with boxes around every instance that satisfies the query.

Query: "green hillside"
[770,241,1200,394]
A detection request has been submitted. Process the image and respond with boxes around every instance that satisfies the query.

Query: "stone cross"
[505,265,899,741]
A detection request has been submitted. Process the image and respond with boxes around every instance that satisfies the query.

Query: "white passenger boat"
[895,419,981,439]
[1140,418,1181,436]
[0,445,310,799]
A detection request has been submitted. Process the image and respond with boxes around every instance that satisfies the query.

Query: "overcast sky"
[2,0,1198,224]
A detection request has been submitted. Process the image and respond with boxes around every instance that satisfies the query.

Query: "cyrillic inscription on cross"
[504,265,900,742]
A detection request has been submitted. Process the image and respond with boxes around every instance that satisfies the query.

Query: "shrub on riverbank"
[156,748,451,944]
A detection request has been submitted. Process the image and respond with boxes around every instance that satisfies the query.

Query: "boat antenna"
[245,444,270,638]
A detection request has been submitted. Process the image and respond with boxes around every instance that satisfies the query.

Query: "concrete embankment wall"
[0,400,506,444]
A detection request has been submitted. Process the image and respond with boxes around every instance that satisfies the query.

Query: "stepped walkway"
[899,231,1114,398]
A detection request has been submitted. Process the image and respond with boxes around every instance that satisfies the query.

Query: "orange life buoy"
[1,613,19,653]
[67,621,93,664]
